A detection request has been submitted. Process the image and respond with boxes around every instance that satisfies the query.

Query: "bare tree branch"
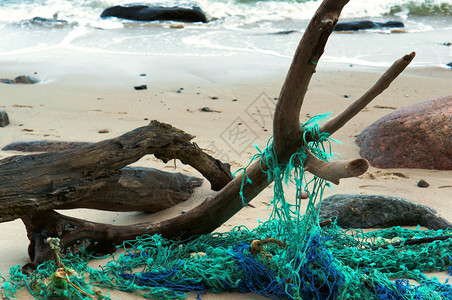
[304,149,369,184]
[273,0,350,154]
[319,52,416,137]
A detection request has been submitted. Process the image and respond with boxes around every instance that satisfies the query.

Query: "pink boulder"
[356,95,452,170]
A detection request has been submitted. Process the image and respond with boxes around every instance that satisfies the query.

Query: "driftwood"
[0,120,231,223]
[0,0,416,266]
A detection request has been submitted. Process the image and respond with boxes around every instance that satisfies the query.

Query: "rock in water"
[334,20,404,31]
[100,4,208,23]
[14,75,40,84]
[20,17,69,28]
[0,110,9,127]
[318,194,452,230]
[1,75,40,84]
[356,95,452,170]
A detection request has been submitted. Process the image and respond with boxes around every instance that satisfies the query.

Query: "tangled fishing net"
[2,114,452,299]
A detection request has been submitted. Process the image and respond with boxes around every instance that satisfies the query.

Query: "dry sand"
[0,55,451,299]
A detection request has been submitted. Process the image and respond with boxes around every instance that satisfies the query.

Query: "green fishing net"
[2,114,451,299]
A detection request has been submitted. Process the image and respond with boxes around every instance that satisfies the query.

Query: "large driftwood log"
[0,121,232,223]
[1,0,416,266]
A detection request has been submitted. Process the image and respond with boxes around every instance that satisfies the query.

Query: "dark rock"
[2,140,92,152]
[0,79,14,84]
[1,75,40,85]
[134,84,147,90]
[0,110,10,127]
[334,20,404,32]
[417,179,429,188]
[100,4,208,23]
[20,17,68,28]
[14,75,40,84]
[443,42,451,46]
[318,194,452,230]
[356,95,452,170]
[447,62,452,68]
[344,94,350,98]
[201,107,211,112]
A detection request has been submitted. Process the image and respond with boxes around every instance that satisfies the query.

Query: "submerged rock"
[0,110,10,127]
[0,75,40,84]
[20,17,69,28]
[318,194,452,230]
[100,4,208,23]
[334,20,404,31]
[356,95,452,170]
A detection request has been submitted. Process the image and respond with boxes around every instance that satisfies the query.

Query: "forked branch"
[319,52,416,137]
[304,150,369,184]
[16,0,415,264]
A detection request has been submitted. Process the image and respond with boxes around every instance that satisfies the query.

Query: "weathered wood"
[2,140,92,152]
[273,0,349,155]
[0,120,231,223]
[5,0,415,266]
[318,52,416,138]
[304,149,369,184]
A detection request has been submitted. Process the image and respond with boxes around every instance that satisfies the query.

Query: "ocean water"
[0,0,451,74]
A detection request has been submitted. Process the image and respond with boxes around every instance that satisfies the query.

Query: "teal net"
[2,114,452,299]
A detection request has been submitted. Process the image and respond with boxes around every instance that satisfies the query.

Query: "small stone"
[447,62,452,68]
[0,110,10,127]
[139,73,147,76]
[391,28,406,33]
[97,97,103,100]
[344,94,350,98]
[211,96,218,100]
[98,129,109,134]
[170,24,184,29]
[417,179,429,188]
[134,84,147,90]
[443,42,451,46]
[144,118,149,120]
[176,90,181,94]
[232,98,238,102]
[200,107,221,113]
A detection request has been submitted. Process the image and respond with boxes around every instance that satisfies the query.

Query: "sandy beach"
[1,47,451,299]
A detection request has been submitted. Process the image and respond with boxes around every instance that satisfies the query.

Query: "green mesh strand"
[2,114,452,300]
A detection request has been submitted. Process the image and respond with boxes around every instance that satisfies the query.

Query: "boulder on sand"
[356,95,452,170]
[318,194,452,230]
[100,4,208,23]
